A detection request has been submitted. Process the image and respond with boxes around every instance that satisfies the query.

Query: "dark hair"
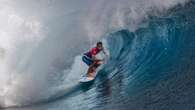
[97,41,103,46]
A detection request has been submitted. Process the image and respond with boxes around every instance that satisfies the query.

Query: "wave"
[96,1,195,109]
[0,0,194,109]
[105,0,194,87]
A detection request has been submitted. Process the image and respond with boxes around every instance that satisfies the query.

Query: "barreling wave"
[1,0,195,109]
[97,1,195,109]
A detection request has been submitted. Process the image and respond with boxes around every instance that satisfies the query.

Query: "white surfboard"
[79,71,98,83]
[79,76,95,82]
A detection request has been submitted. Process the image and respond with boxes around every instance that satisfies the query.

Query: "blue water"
[2,1,195,110]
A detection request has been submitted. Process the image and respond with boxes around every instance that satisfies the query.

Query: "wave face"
[97,2,195,109]
[100,2,195,109]
[1,0,195,110]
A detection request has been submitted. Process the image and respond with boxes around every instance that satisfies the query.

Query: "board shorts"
[82,55,100,67]
[82,55,93,66]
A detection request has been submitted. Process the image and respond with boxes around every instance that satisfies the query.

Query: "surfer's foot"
[87,71,95,77]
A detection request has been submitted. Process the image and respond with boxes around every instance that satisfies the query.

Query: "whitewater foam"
[84,0,189,38]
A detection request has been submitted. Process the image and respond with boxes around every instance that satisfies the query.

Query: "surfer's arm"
[92,55,104,63]
[92,55,102,61]
[92,55,96,60]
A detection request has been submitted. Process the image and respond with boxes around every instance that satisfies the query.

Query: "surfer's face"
[97,44,103,50]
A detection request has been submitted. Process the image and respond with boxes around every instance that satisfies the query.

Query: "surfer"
[82,41,108,79]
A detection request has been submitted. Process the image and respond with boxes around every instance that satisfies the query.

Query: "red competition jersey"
[84,47,101,58]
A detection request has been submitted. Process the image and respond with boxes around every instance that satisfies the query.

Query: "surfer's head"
[97,41,103,50]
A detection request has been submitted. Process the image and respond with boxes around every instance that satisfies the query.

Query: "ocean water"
[0,0,195,110]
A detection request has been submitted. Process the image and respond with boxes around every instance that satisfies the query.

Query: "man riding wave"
[82,42,108,79]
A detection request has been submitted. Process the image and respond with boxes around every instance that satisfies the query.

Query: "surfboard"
[79,76,95,82]
[79,71,98,83]
[79,72,98,83]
